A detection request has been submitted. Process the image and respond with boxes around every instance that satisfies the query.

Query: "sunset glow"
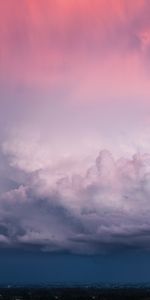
[0,1,150,259]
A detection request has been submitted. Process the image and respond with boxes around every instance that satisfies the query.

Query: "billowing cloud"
[0,1,150,255]
[0,146,150,254]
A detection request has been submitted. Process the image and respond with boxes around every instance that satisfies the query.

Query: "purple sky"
[0,1,150,256]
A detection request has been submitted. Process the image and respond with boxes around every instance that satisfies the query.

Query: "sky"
[1,0,150,283]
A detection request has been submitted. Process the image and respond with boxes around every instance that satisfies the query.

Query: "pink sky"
[0,1,150,253]
[0,0,150,97]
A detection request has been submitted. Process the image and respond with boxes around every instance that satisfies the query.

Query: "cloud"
[0,147,150,254]
[0,0,150,255]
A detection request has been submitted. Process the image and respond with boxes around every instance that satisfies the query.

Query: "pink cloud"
[0,1,150,254]
[0,149,150,253]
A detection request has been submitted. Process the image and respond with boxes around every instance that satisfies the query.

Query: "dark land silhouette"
[0,286,150,300]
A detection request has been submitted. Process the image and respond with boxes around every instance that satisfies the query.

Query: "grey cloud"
[0,150,150,254]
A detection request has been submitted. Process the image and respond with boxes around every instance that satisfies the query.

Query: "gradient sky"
[1,0,150,283]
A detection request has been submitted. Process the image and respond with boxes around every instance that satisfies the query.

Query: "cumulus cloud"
[0,146,150,254]
[0,0,150,255]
